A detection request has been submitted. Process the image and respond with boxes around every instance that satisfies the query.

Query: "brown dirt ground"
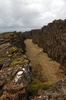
[25,39,65,82]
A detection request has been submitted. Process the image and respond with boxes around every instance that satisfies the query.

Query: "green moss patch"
[0,55,8,62]
[10,58,29,66]
[8,47,17,54]
[0,57,5,62]
[29,78,54,96]
[12,53,20,58]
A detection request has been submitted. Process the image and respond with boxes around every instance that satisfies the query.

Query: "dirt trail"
[25,39,65,82]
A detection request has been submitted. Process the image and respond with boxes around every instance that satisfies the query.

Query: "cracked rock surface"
[0,32,32,100]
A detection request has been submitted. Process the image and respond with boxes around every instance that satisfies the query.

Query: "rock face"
[23,19,66,69]
[33,80,66,100]
[0,32,32,100]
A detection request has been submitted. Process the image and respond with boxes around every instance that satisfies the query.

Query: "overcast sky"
[0,0,66,32]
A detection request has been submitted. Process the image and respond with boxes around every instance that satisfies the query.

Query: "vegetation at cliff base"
[29,78,54,96]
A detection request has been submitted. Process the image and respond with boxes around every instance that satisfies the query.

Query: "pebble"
[17,71,23,75]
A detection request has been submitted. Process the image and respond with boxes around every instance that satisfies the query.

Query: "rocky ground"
[0,32,32,100]
[32,80,66,100]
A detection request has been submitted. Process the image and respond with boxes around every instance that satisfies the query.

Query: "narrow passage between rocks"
[25,39,65,82]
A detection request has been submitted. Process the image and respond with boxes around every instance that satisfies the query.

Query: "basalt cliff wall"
[0,32,32,100]
[23,19,66,69]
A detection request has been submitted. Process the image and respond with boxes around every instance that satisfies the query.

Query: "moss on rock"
[29,78,54,96]
[10,58,29,66]
[0,57,5,62]
[8,47,17,55]
[12,53,20,58]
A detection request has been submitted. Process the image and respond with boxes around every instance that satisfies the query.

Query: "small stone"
[17,71,23,75]
[23,68,25,71]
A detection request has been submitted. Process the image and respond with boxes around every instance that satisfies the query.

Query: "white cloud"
[0,0,66,32]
